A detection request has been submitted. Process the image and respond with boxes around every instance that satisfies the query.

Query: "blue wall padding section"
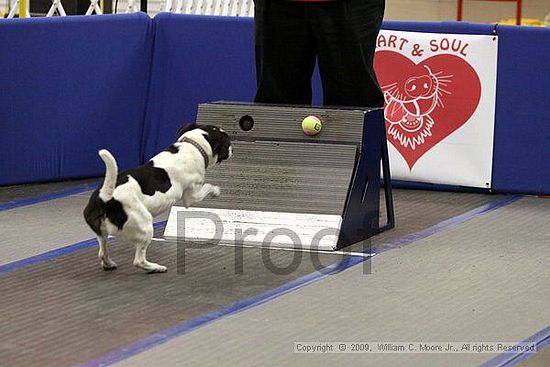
[0,14,153,185]
[142,13,257,159]
[491,25,550,195]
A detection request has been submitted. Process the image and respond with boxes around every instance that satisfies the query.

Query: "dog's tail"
[98,149,118,202]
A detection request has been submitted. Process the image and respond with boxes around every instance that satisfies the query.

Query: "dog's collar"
[180,137,209,168]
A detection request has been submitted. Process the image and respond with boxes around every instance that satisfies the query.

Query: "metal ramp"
[164,102,394,251]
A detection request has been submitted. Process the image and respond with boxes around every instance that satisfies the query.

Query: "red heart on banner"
[374,51,482,169]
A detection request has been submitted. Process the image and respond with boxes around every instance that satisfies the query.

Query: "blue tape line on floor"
[0,238,98,274]
[0,221,167,274]
[479,325,550,367]
[0,182,99,212]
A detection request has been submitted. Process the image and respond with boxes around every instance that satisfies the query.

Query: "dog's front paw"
[101,259,118,271]
[134,260,168,273]
[147,264,168,273]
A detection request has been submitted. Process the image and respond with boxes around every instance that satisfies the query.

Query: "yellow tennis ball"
[302,115,322,136]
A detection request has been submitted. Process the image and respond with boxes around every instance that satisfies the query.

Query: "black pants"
[254,0,385,108]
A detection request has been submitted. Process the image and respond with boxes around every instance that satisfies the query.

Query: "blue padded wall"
[491,25,550,195]
[0,14,153,185]
[142,13,257,159]
[1,14,548,194]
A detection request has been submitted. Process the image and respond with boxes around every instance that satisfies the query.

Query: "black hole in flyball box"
[239,115,254,131]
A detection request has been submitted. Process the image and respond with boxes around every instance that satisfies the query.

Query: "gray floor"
[115,197,550,367]
[0,181,548,367]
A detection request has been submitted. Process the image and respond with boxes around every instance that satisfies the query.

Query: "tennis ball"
[301,115,322,136]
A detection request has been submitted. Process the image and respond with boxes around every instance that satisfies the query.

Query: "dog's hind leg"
[98,235,117,271]
[116,197,167,273]
[133,233,167,273]
[127,208,167,273]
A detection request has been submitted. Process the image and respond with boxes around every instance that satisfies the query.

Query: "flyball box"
[164,101,394,251]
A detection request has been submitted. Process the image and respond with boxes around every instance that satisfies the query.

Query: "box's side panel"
[338,109,386,248]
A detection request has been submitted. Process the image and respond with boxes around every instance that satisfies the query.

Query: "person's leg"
[254,0,317,104]
[313,0,385,108]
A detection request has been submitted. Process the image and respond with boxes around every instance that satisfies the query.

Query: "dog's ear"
[176,123,198,138]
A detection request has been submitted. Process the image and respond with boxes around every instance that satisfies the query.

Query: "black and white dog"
[83,124,232,273]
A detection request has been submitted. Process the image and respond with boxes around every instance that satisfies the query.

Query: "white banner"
[374,31,498,188]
